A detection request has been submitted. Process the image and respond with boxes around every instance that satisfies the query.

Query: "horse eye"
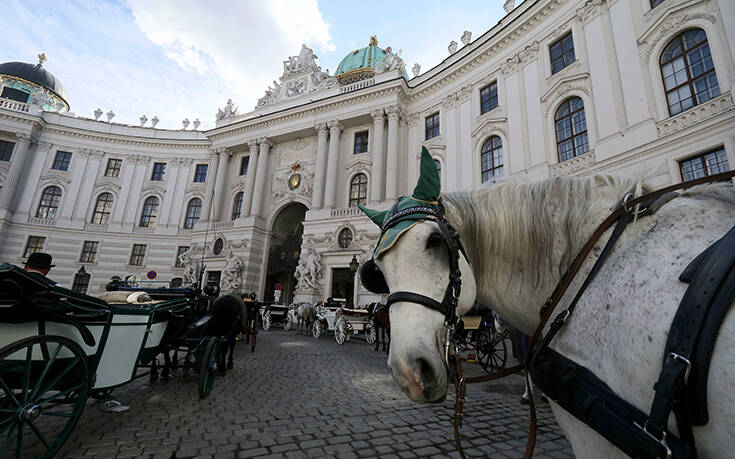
[426,232,443,249]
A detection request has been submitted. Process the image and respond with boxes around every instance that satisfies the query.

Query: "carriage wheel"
[198,338,218,399]
[283,313,292,331]
[312,321,322,339]
[261,311,272,331]
[0,335,90,459]
[89,388,114,401]
[477,330,508,373]
[365,324,377,345]
[334,318,347,345]
[250,319,257,353]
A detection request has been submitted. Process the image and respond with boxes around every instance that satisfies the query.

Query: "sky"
[2,0,514,130]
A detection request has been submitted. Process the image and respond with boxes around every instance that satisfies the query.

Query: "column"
[14,140,52,219]
[72,150,103,222]
[0,133,32,219]
[323,120,342,209]
[251,137,272,217]
[121,156,149,228]
[160,159,181,227]
[385,106,401,200]
[243,140,258,217]
[60,150,90,222]
[369,110,385,202]
[199,151,220,224]
[169,159,192,228]
[212,149,230,221]
[112,157,137,225]
[311,123,329,209]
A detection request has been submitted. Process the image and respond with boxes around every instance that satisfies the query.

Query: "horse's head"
[359,148,477,402]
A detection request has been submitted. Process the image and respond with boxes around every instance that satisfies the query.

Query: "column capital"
[257,137,274,150]
[35,141,54,152]
[15,132,32,143]
[213,147,228,156]
[385,105,401,121]
[406,112,419,127]
[327,120,342,133]
[248,139,258,150]
[315,122,328,134]
[370,109,385,123]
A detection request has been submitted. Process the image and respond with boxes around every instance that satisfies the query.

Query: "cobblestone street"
[53,329,573,458]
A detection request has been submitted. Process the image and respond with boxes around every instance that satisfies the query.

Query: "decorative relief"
[406,112,419,127]
[93,178,121,192]
[256,45,338,108]
[639,12,717,63]
[542,82,592,117]
[575,0,604,25]
[500,41,539,75]
[656,93,733,137]
[39,170,72,186]
[271,161,314,205]
[141,182,166,196]
[345,156,372,176]
[549,151,596,177]
[274,136,316,165]
[472,121,508,151]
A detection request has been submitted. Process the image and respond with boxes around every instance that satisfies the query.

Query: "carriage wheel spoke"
[30,343,63,400]
[0,420,16,456]
[28,420,51,450]
[0,377,20,407]
[15,422,23,459]
[22,345,33,401]
[36,358,81,401]
[37,384,84,406]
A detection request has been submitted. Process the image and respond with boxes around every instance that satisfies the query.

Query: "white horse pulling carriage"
[260,303,295,331]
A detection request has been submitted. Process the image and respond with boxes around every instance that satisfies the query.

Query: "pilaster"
[312,123,329,209]
[369,110,385,203]
[323,120,342,209]
[243,140,259,217]
[385,105,401,200]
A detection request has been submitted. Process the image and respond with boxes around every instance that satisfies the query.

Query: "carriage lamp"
[349,255,359,274]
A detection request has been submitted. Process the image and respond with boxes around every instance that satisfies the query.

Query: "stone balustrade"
[0,98,30,112]
[340,78,375,94]
[177,228,192,236]
[330,207,363,218]
[84,223,109,232]
[133,226,154,234]
[656,94,733,137]
[27,216,56,226]
[213,221,234,230]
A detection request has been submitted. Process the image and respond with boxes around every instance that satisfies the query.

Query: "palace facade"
[1,0,733,306]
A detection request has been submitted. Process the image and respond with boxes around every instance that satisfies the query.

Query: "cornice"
[41,125,211,150]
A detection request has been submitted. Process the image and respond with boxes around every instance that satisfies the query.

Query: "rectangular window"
[650,0,665,8]
[52,151,73,171]
[0,139,15,161]
[550,32,576,75]
[79,241,99,263]
[480,82,499,114]
[354,131,369,154]
[194,164,208,182]
[24,236,46,258]
[0,87,30,103]
[425,113,440,140]
[151,162,166,181]
[679,147,730,182]
[240,157,249,176]
[104,158,122,177]
[71,270,91,294]
[175,246,190,267]
[129,244,147,266]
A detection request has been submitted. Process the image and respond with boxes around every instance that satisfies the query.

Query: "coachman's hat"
[25,252,55,269]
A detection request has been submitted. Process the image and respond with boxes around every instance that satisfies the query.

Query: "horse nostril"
[416,357,434,383]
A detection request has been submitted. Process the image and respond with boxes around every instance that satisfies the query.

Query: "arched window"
[184,198,202,229]
[36,186,62,219]
[348,173,368,208]
[91,193,114,224]
[231,192,244,220]
[555,97,589,162]
[481,136,503,182]
[660,29,720,116]
[139,196,159,227]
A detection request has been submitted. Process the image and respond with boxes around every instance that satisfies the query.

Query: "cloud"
[127,0,334,110]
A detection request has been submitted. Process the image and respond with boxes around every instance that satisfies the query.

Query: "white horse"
[373,173,735,457]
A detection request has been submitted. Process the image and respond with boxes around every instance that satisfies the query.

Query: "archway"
[264,202,308,304]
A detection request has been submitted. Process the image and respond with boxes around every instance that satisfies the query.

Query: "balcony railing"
[340,78,375,94]
[213,221,234,230]
[133,226,154,234]
[0,98,30,113]
[27,216,56,226]
[84,223,109,232]
[330,207,363,218]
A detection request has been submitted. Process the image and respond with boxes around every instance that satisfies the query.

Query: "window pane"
[52,151,72,171]
[0,140,14,161]
[105,159,122,177]
[24,236,46,257]
[151,162,166,181]
[37,186,62,219]
[194,164,208,182]
[240,157,249,176]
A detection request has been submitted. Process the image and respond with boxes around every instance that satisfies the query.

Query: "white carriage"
[313,299,377,345]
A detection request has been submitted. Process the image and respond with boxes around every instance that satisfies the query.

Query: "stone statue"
[179,247,201,284]
[295,248,322,291]
[216,99,239,121]
[461,30,472,46]
[412,63,421,77]
[221,250,244,291]
[448,41,458,54]
[381,46,406,74]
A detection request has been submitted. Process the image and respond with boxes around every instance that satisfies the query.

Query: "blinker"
[359,259,389,294]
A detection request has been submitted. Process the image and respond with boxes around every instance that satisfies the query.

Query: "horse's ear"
[358,205,388,227]
[413,146,440,202]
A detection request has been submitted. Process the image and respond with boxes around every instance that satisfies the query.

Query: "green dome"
[336,36,389,84]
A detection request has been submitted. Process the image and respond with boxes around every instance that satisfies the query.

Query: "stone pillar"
[199,151,220,224]
[121,156,150,228]
[323,120,342,209]
[160,159,181,227]
[251,137,272,217]
[212,149,230,221]
[60,150,90,223]
[311,123,329,209]
[385,105,401,200]
[14,140,52,219]
[369,110,385,203]
[72,150,104,222]
[169,159,192,227]
[0,133,32,219]
[243,140,258,217]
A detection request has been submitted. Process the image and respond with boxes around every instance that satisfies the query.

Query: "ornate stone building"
[1,0,733,306]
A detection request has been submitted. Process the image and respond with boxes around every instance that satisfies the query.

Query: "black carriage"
[0,265,220,458]
[456,307,508,374]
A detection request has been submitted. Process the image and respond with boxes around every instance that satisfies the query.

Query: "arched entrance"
[264,202,308,304]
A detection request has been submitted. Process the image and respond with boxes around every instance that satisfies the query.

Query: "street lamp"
[349,255,359,274]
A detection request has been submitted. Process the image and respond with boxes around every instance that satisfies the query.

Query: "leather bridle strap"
[521,169,735,459]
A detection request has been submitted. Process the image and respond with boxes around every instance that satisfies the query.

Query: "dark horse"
[368,302,390,353]
[206,293,249,371]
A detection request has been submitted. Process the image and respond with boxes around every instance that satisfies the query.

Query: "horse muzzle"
[388,349,448,402]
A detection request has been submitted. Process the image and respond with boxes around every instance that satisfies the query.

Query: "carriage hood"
[359,147,442,259]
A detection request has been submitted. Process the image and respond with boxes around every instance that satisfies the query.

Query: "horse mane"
[442,174,639,293]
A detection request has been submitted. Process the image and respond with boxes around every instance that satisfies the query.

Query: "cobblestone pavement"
[49,329,572,458]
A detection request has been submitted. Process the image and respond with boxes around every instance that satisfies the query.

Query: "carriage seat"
[98,291,154,304]
[190,314,212,329]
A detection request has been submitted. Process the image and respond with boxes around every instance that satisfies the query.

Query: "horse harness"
[360,170,735,459]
